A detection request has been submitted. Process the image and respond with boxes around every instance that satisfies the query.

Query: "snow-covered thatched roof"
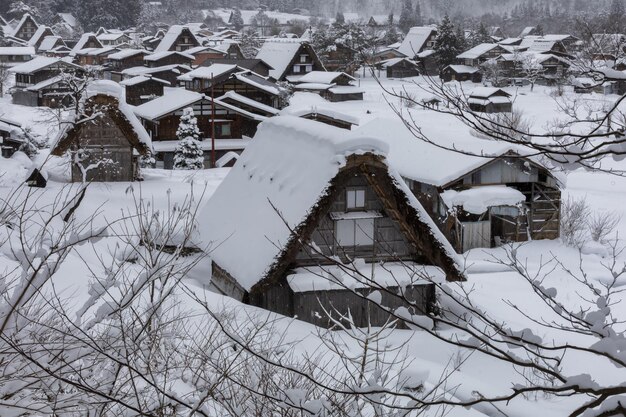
[154,25,200,53]
[199,116,464,292]
[255,39,305,80]
[397,26,436,58]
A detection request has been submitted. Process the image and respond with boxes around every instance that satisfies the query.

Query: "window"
[336,218,374,247]
[305,65,313,73]
[300,54,308,63]
[293,65,300,73]
[346,188,366,210]
[217,123,231,137]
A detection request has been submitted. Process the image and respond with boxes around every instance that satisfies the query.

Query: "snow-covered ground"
[1,75,625,416]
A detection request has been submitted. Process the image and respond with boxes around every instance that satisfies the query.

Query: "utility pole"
[211,72,216,168]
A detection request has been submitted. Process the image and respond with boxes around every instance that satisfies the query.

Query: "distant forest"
[0,0,623,38]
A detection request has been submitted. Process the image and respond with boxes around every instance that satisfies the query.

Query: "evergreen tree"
[174,108,203,170]
[535,23,544,36]
[434,15,461,69]
[398,0,415,33]
[414,0,422,26]
[76,0,141,31]
[608,0,625,33]
[469,22,493,47]
[231,8,244,31]
[335,11,345,24]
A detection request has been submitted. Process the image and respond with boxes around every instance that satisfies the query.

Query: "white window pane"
[355,189,365,207]
[354,218,374,245]
[346,190,356,209]
[336,219,355,246]
[293,65,300,73]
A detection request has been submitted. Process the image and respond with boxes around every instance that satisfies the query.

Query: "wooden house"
[97,32,132,47]
[0,116,24,157]
[286,107,359,130]
[0,46,35,66]
[120,76,169,106]
[179,64,284,109]
[144,51,194,68]
[154,25,201,53]
[134,89,268,168]
[50,83,152,182]
[440,65,482,83]
[415,50,439,76]
[27,26,55,51]
[292,71,364,102]
[456,43,512,67]
[355,118,562,253]
[199,58,273,77]
[74,46,119,66]
[142,29,165,51]
[10,57,84,107]
[396,26,437,59]
[120,64,192,86]
[71,33,103,55]
[370,46,406,64]
[105,49,150,74]
[199,116,464,328]
[322,43,359,75]
[256,39,325,82]
[381,58,420,78]
[467,87,512,113]
[37,36,67,54]
[11,14,39,41]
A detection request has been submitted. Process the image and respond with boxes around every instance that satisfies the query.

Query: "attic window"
[300,54,308,63]
[346,188,366,210]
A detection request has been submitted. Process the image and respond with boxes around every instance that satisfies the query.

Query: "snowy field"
[1,75,625,416]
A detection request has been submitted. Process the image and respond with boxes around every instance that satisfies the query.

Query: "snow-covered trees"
[231,7,244,30]
[76,0,141,31]
[468,22,493,47]
[398,0,416,33]
[174,107,203,170]
[434,15,462,69]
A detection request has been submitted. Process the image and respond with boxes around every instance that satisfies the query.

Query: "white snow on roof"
[397,26,436,58]
[9,56,76,74]
[152,138,250,152]
[122,64,190,76]
[469,87,511,99]
[76,46,118,56]
[446,64,480,74]
[72,33,102,53]
[441,186,526,214]
[294,82,332,90]
[144,50,194,61]
[199,116,389,291]
[233,72,282,96]
[155,25,199,52]
[27,25,50,46]
[57,13,76,28]
[107,48,148,60]
[10,13,38,38]
[97,32,128,41]
[38,36,62,52]
[120,75,169,86]
[217,91,279,115]
[295,71,354,84]
[284,106,359,125]
[353,117,519,187]
[457,43,503,59]
[177,64,238,81]
[134,88,203,120]
[213,8,308,26]
[0,46,35,56]
[256,39,304,80]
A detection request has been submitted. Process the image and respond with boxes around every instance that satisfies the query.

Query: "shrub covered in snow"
[176,107,201,142]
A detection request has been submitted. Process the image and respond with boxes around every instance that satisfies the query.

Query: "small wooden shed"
[51,82,152,182]
[467,87,512,113]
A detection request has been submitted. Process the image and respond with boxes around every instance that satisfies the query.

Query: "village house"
[356,117,562,253]
[74,46,119,66]
[370,44,406,64]
[284,107,359,130]
[10,56,84,107]
[37,36,67,55]
[379,58,420,78]
[256,39,325,82]
[199,116,465,328]
[97,32,132,47]
[0,47,35,66]
[142,29,165,51]
[396,26,437,60]
[291,71,364,102]
[144,51,194,68]
[120,76,169,106]
[467,87,512,113]
[154,25,201,53]
[496,52,570,84]
[71,33,104,55]
[10,13,39,42]
[120,64,192,86]
[51,82,152,182]
[456,43,513,67]
[104,49,150,76]
[27,26,55,51]
[199,58,273,77]
[0,116,24,157]
[179,64,285,108]
[133,88,268,168]
[440,65,482,83]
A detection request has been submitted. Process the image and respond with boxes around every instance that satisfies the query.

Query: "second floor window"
[346,188,366,210]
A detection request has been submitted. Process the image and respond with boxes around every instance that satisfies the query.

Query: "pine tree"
[231,8,244,31]
[176,107,201,141]
[414,0,423,26]
[335,11,345,24]
[398,0,415,33]
[434,15,461,69]
[174,108,203,170]
[469,22,493,47]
